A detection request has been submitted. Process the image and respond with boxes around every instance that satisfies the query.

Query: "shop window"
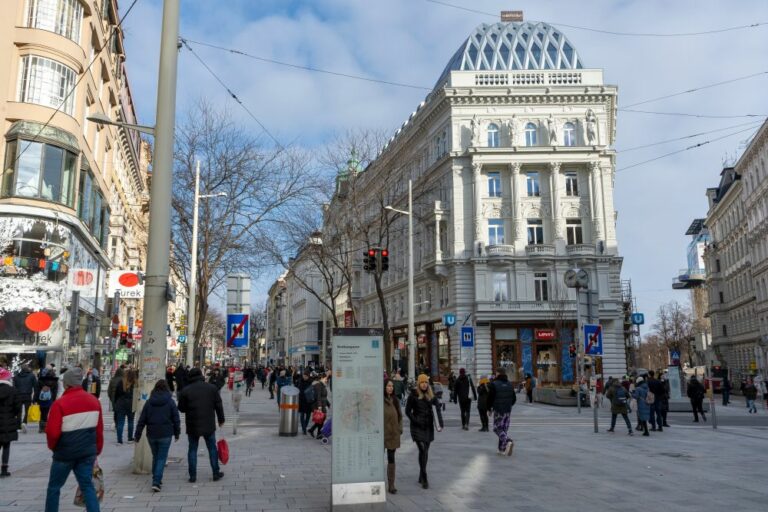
[0,222,69,283]
[495,341,520,384]
[2,139,77,206]
[535,344,558,383]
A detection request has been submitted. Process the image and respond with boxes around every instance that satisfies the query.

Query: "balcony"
[672,268,706,289]
[486,245,515,257]
[566,244,596,257]
[525,244,555,266]
[477,300,577,313]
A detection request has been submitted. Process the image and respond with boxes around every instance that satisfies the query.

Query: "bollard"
[278,385,299,437]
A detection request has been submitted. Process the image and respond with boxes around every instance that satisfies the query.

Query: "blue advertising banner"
[520,328,533,377]
[560,328,574,383]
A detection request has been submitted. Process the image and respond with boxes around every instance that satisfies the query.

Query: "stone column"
[511,163,523,242]
[599,163,615,252]
[435,215,442,262]
[473,162,483,255]
[550,162,563,240]
[590,161,604,245]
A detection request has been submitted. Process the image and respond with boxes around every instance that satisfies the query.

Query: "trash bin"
[279,385,299,437]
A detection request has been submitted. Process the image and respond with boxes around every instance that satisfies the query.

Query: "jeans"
[610,413,632,431]
[45,456,99,512]
[115,411,135,443]
[691,398,706,421]
[148,437,172,486]
[649,401,663,429]
[722,389,730,405]
[188,433,220,478]
[459,398,472,427]
[1,441,9,466]
[19,398,32,424]
[300,411,311,433]
[747,399,757,413]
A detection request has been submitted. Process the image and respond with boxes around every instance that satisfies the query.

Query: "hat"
[188,368,203,379]
[0,368,11,381]
[479,375,489,385]
[417,374,430,385]
[63,367,83,388]
[459,368,466,376]
[636,377,644,384]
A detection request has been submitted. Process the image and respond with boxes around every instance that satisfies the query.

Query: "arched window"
[563,122,576,147]
[524,123,537,146]
[487,123,499,148]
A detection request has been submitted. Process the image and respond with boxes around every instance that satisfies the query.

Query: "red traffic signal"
[381,249,388,257]
[368,248,376,257]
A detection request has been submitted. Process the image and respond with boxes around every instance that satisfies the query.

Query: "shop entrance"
[534,343,559,384]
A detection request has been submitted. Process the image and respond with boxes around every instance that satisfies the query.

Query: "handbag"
[28,403,41,423]
[217,438,229,465]
[74,460,104,507]
[312,409,326,425]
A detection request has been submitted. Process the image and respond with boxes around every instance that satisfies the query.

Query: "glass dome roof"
[435,21,583,87]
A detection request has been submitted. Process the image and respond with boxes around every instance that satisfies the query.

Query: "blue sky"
[120,0,768,327]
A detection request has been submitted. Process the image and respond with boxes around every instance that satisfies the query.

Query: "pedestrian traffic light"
[380,249,389,272]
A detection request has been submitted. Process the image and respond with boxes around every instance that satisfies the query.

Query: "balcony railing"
[486,245,515,257]
[678,268,706,281]
[566,244,596,257]
[525,244,555,257]
[477,300,577,312]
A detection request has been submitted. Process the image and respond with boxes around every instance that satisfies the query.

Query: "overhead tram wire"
[424,0,768,37]
[181,38,432,91]
[619,109,768,119]
[622,71,768,108]
[616,125,760,172]
[617,120,765,153]
[180,38,284,149]
[11,0,141,167]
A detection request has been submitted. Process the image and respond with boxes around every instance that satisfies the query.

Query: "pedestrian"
[82,369,101,399]
[12,364,36,433]
[307,373,329,439]
[722,374,731,406]
[392,369,406,404]
[107,367,124,407]
[476,375,490,432]
[447,371,456,403]
[114,369,136,444]
[0,367,21,477]
[744,379,758,414]
[405,374,443,489]
[44,367,104,512]
[646,371,664,432]
[165,366,176,393]
[35,366,59,433]
[244,366,255,397]
[659,373,671,427]
[632,377,651,436]
[595,376,604,408]
[686,376,706,422]
[269,367,277,399]
[605,377,633,435]
[454,368,477,430]
[276,370,291,405]
[177,368,225,483]
[487,367,516,455]
[134,380,181,492]
[383,379,402,494]
[298,370,314,435]
[174,364,188,396]
[524,373,535,403]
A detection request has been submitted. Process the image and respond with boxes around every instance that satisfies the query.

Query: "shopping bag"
[312,409,326,425]
[74,460,104,507]
[28,403,41,423]
[217,438,229,465]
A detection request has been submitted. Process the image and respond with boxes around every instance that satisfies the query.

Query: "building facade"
[0,0,151,369]
[704,120,768,381]
[266,273,288,366]
[317,19,626,384]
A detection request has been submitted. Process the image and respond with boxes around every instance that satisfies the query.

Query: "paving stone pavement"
[1,386,767,512]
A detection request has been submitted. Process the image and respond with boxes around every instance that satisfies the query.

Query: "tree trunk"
[374,274,391,371]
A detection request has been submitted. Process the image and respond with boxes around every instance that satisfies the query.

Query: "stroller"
[320,416,332,444]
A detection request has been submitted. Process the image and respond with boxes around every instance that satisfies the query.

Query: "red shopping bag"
[217,438,229,465]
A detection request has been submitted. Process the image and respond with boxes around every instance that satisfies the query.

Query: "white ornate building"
[704,119,768,381]
[323,19,626,385]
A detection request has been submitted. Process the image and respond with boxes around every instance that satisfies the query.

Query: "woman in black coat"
[0,368,21,477]
[134,380,181,491]
[405,374,443,489]
[115,369,137,444]
[476,376,491,432]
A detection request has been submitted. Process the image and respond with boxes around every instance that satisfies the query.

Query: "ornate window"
[488,219,505,245]
[17,56,76,115]
[565,172,579,196]
[526,171,540,196]
[534,272,549,301]
[25,0,83,42]
[493,272,508,302]
[488,171,502,197]
[527,219,544,245]
[524,123,538,146]
[563,122,576,147]
[566,219,583,245]
[2,139,77,206]
[487,123,500,148]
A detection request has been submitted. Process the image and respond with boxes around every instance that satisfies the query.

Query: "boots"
[387,463,397,494]
[0,465,9,477]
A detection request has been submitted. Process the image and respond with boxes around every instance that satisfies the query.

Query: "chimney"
[501,10,523,22]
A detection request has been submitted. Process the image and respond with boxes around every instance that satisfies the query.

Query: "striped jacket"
[46,386,104,461]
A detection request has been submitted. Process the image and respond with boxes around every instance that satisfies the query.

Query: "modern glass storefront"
[492,323,576,386]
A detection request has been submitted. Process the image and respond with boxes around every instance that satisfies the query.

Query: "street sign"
[177,335,187,343]
[631,313,645,325]
[461,326,474,348]
[443,313,456,327]
[583,324,603,355]
[670,350,681,366]
[226,314,249,348]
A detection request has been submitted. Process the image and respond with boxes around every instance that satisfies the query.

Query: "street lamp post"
[186,160,227,369]
[385,179,414,380]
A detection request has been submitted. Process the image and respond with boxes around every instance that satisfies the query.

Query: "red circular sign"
[25,311,52,333]
[118,272,140,287]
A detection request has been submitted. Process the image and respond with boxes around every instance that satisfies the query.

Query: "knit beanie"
[0,368,11,382]
[63,367,83,388]
[417,374,430,385]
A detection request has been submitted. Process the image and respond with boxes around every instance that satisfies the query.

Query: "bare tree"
[637,333,671,372]
[171,101,321,358]
[651,300,695,367]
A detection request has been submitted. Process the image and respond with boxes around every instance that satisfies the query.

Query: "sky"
[119,0,768,328]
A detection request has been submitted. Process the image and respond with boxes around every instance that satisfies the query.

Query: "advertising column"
[331,328,385,510]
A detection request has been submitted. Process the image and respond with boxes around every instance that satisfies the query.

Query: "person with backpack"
[276,370,291,405]
[605,377,633,435]
[454,368,477,430]
[114,370,137,444]
[307,373,329,439]
[298,370,314,435]
[487,368,516,455]
[12,365,36,433]
[134,380,181,492]
[744,379,758,414]
[0,367,21,477]
[35,367,59,433]
[646,370,665,432]
[476,375,491,432]
[686,376,706,422]
[632,377,652,436]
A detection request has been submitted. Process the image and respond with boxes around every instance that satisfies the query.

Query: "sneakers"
[606,429,615,433]
[504,440,514,456]
[188,476,196,483]
[151,484,161,492]
[627,431,633,436]
[213,472,224,481]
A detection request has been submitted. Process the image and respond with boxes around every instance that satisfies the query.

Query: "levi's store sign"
[108,270,145,298]
[535,329,557,341]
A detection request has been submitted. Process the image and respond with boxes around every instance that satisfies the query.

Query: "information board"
[331,328,385,509]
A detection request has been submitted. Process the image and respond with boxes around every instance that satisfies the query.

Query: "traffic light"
[367,248,377,272]
[363,251,371,271]
[380,248,389,272]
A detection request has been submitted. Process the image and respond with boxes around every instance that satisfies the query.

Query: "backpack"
[40,386,52,402]
[612,386,628,406]
[304,384,317,403]
[645,390,655,405]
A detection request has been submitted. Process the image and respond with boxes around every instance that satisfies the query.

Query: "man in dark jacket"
[646,370,666,432]
[686,376,706,422]
[174,365,188,396]
[487,367,516,456]
[45,368,104,511]
[34,368,59,433]
[12,365,36,431]
[454,368,477,430]
[268,368,277,399]
[178,368,225,483]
